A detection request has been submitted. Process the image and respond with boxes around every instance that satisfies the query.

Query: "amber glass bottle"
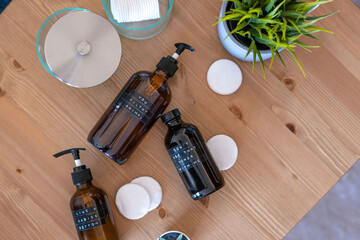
[88,43,195,165]
[162,109,225,200]
[70,182,118,240]
[53,148,118,240]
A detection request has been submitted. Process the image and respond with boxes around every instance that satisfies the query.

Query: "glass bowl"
[36,8,89,81]
[102,0,174,39]
[36,8,122,88]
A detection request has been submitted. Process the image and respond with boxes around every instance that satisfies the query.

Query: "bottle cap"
[71,165,93,186]
[161,108,181,124]
[156,43,195,77]
[53,148,93,185]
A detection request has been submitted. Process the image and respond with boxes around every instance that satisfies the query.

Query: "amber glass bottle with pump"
[162,109,225,200]
[88,43,195,165]
[53,148,118,240]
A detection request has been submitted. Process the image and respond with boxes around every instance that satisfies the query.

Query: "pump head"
[156,42,196,77]
[173,43,196,59]
[53,148,93,185]
[53,148,86,166]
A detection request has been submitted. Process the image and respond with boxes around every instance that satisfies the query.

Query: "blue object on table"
[0,0,12,13]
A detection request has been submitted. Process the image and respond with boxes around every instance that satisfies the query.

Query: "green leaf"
[231,9,248,14]
[282,17,287,40]
[251,18,284,25]
[255,46,266,78]
[303,33,323,42]
[250,24,263,38]
[286,0,333,12]
[176,234,183,240]
[305,25,334,34]
[288,47,306,77]
[214,13,243,25]
[287,34,302,42]
[252,43,256,72]
[242,0,253,7]
[275,49,286,68]
[253,35,291,48]
[260,0,271,8]
[293,40,313,52]
[248,7,262,17]
[269,45,275,70]
[293,40,319,49]
[267,0,286,19]
[244,39,256,62]
[250,1,260,9]
[238,13,253,24]
[265,0,277,13]
[295,19,323,29]
[288,18,301,33]
[226,20,247,37]
[304,11,338,21]
[280,10,305,19]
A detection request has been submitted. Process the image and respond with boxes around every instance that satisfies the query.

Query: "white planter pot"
[217,2,273,62]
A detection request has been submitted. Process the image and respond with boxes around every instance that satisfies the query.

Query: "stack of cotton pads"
[110,0,161,23]
[116,176,162,220]
[207,135,238,171]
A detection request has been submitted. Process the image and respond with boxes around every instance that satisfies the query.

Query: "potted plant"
[215,0,337,77]
[158,231,190,240]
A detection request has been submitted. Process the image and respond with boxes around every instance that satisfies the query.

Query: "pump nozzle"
[172,43,196,60]
[53,148,93,185]
[53,148,86,167]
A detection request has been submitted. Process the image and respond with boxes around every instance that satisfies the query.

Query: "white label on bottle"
[72,204,108,232]
[119,90,154,123]
[167,138,205,173]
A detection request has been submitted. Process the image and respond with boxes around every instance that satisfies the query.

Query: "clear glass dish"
[36,8,89,81]
[36,8,122,88]
[102,0,174,40]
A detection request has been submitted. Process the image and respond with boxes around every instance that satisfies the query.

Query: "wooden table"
[1,0,359,239]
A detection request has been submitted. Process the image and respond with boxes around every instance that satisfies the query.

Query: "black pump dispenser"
[88,42,195,165]
[53,148,93,185]
[156,43,196,77]
[54,148,118,239]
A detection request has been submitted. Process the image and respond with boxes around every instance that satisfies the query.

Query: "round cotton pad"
[115,183,150,220]
[207,135,238,171]
[131,176,162,211]
[207,59,242,95]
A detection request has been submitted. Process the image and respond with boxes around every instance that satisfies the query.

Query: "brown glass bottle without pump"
[161,109,225,200]
[53,148,118,240]
[88,43,196,165]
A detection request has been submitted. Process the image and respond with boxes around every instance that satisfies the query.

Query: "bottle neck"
[166,117,183,128]
[155,68,171,81]
[76,181,93,190]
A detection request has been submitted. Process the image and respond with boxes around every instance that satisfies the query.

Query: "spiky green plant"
[215,0,337,77]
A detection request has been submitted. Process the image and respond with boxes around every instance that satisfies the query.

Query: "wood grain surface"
[0,0,360,239]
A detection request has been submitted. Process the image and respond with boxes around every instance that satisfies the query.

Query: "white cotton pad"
[111,0,160,23]
[207,135,238,171]
[207,59,242,95]
[131,176,162,211]
[115,183,150,220]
